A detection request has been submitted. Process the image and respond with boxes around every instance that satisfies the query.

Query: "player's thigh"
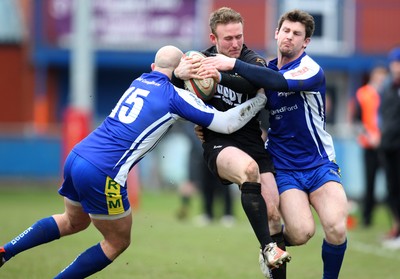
[64,198,91,229]
[92,213,132,241]
[216,146,259,184]
[310,181,348,243]
[280,189,315,241]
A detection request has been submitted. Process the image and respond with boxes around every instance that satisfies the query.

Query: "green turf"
[0,185,399,278]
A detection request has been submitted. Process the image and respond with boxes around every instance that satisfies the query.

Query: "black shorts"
[202,137,275,185]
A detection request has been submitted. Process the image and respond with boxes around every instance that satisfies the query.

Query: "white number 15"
[109,87,150,124]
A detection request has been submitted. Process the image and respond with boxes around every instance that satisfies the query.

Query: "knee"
[117,237,131,253]
[285,225,315,245]
[100,236,131,261]
[324,219,347,244]
[55,213,91,236]
[244,160,260,182]
[109,235,131,257]
[69,221,91,235]
[290,233,314,246]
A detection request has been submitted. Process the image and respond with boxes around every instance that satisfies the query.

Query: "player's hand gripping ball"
[183,51,216,101]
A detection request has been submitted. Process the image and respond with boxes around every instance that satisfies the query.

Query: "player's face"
[275,20,310,60]
[210,22,243,58]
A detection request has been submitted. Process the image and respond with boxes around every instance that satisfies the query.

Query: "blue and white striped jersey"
[265,53,336,170]
[72,71,264,186]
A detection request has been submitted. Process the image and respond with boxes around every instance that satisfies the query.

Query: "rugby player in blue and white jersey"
[0,45,267,278]
[199,9,348,279]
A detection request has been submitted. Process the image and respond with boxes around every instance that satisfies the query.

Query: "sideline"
[348,237,400,261]
[316,226,400,261]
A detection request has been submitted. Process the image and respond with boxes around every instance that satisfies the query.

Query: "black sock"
[270,231,287,279]
[240,182,272,248]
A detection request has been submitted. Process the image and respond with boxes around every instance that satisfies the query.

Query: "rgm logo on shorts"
[105,176,124,215]
[11,227,33,245]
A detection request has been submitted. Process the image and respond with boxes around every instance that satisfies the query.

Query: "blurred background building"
[0,0,399,202]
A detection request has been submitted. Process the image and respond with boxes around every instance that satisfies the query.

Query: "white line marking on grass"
[349,239,400,261]
[316,227,400,261]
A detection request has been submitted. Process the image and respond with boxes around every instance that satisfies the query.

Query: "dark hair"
[209,7,243,36]
[278,9,315,39]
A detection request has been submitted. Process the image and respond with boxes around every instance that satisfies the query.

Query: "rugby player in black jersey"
[172,7,290,278]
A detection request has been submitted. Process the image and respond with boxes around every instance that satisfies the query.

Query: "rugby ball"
[183,50,216,101]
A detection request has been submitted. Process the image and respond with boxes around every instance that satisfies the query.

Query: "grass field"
[1,184,400,279]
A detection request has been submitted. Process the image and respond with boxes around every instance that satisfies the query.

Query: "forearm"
[233,60,289,91]
[219,72,258,93]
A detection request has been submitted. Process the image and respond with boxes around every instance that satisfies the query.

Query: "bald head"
[152,45,183,78]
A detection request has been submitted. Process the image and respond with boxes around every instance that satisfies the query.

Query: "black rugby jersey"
[201,44,267,144]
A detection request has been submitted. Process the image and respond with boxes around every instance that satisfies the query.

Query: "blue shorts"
[58,152,131,216]
[276,161,342,195]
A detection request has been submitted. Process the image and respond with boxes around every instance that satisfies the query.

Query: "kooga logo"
[11,227,33,245]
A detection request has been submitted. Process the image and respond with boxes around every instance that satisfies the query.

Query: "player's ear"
[274,28,279,39]
[210,33,217,45]
[303,37,311,49]
[151,63,155,70]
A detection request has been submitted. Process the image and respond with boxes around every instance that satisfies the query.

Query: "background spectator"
[353,65,388,227]
[379,46,400,249]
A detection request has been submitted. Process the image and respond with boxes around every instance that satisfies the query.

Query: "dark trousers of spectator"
[201,163,233,219]
[381,148,400,235]
[362,148,382,226]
